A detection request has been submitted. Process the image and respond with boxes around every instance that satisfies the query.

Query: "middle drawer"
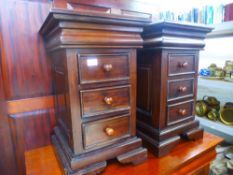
[80,86,130,117]
[167,78,194,101]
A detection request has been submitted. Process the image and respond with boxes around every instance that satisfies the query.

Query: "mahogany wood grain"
[40,9,149,173]
[167,100,194,126]
[9,109,56,151]
[9,114,27,175]
[25,132,223,175]
[81,86,130,117]
[168,78,194,101]
[0,1,215,174]
[0,0,52,100]
[0,0,152,163]
[0,4,57,175]
[0,1,154,165]
[137,22,213,157]
[8,109,55,175]
[168,54,196,76]
[64,49,83,154]
[0,49,18,175]
[79,54,129,84]
[26,146,63,175]
[83,115,130,149]
[7,95,54,114]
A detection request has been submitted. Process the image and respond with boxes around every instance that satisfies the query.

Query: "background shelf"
[197,116,233,143]
[207,21,233,38]
[197,78,233,108]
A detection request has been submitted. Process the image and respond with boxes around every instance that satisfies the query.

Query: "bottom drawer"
[82,115,130,149]
[167,100,194,126]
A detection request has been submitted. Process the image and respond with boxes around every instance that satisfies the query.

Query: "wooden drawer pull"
[105,127,114,136]
[104,97,113,105]
[178,109,187,116]
[179,62,188,68]
[179,86,187,92]
[103,64,113,72]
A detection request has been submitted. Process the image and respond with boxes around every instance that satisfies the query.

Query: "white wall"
[199,37,233,70]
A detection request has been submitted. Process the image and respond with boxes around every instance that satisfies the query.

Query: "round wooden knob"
[105,127,114,136]
[179,62,188,68]
[103,64,113,72]
[104,97,113,105]
[179,86,187,92]
[179,109,187,116]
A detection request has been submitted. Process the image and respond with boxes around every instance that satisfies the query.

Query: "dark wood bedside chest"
[136,21,213,157]
[39,9,150,175]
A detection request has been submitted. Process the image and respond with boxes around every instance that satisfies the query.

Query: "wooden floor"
[25,132,223,175]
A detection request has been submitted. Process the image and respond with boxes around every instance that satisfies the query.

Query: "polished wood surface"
[0,1,185,174]
[167,78,194,101]
[7,95,54,114]
[168,54,196,76]
[83,115,130,149]
[137,22,213,157]
[25,132,223,175]
[0,1,54,173]
[9,109,56,151]
[79,54,129,84]
[0,49,18,175]
[0,0,51,100]
[40,9,149,174]
[0,0,218,174]
[81,86,130,117]
[167,100,194,126]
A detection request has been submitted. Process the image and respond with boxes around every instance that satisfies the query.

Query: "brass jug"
[220,102,233,125]
[207,109,218,121]
[203,96,220,111]
[195,100,208,116]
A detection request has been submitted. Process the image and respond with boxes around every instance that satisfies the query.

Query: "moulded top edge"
[39,8,152,35]
[144,20,214,33]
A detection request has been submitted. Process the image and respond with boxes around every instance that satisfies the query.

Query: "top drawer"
[168,54,196,76]
[78,53,129,84]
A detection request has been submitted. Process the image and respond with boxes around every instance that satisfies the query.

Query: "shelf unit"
[197,117,233,144]
[197,78,233,108]
[207,21,233,38]
[197,22,233,143]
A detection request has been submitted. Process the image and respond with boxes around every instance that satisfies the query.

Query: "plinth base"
[137,119,204,157]
[52,127,147,175]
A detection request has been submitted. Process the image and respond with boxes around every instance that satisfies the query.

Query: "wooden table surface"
[25,132,223,175]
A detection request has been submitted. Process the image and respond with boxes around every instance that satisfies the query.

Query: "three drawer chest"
[137,21,213,157]
[40,9,150,175]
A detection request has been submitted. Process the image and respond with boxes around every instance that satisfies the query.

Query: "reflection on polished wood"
[26,132,223,175]
[7,95,54,115]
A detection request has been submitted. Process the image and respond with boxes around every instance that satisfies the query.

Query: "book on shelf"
[157,4,225,24]
[224,3,233,22]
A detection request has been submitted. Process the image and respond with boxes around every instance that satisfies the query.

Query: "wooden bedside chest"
[136,21,213,157]
[40,9,150,175]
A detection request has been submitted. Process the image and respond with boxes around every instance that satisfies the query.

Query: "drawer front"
[167,78,194,101]
[168,54,196,76]
[81,86,130,117]
[82,115,130,149]
[167,100,194,126]
[78,53,129,84]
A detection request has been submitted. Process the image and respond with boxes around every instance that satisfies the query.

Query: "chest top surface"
[40,8,151,51]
